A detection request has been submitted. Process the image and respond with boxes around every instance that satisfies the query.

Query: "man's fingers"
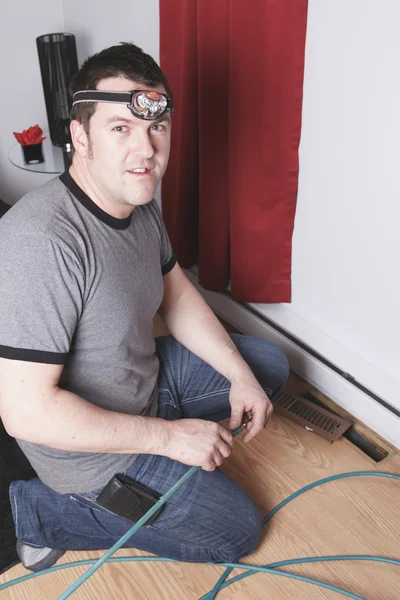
[202,461,216,472]
[229,405,245,430]
[213,452,224,467]
[219,426,234,448]
[264,402,274,427]
[243,404,267,442]
[218,441,232,458]
[202,451,224,471]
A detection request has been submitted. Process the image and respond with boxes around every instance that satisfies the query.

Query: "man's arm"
[0,357,233,471]
[0,358,168,454]
[158,263,273,440]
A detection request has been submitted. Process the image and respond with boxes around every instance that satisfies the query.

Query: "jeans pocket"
[122,454,152,483]
[69,492,107,515]
[76,486,103,501]
[70,481,159,530]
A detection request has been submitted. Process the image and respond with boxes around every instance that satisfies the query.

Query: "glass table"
[8,135,73,174]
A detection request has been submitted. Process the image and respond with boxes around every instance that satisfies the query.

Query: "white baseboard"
[185,269,400,449]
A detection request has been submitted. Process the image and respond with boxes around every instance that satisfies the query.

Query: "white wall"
[0,3,64,204]
[62,0,160,67]
[0,0,160,206]
[251,0,400,411]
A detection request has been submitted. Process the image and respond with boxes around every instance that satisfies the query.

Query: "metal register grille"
[273,391,352,442]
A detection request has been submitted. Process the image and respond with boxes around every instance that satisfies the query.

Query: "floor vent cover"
[273,391,352,442]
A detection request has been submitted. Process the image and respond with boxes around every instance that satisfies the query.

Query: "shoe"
[16,539,65,572]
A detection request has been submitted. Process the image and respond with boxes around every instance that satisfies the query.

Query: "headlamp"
[72,89,173,121]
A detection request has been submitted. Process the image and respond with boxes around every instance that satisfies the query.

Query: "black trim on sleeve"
[59,171,132,230]
[0,346,68,365]
[162,253,177,276]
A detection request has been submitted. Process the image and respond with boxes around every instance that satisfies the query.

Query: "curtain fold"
[160,0,308,302]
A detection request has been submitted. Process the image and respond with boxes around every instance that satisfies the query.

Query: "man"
[0,43,289,572]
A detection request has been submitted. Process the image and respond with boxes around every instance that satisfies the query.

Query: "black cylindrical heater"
[36,33,78,147]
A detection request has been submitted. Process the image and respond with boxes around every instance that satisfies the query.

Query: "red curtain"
[160,0,308,302]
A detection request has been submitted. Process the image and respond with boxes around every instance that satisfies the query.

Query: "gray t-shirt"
[0,171,176,493]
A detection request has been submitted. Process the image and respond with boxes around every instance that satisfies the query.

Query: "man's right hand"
[163,419,234,471]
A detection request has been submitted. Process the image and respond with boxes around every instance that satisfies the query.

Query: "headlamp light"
[72,89,173,121]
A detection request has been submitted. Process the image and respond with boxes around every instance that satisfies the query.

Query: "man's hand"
[164,419,234,471]
[228,380,273,443]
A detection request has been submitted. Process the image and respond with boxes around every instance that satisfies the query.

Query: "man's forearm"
[159,281,257,386]
[10,387,170,455]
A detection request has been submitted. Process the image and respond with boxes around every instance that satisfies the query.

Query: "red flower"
[13,125,46,146]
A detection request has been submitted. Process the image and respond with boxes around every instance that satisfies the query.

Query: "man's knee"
[273,347,290,391]
[207,495,263,564]
[230,333,290,395]
[260,341,290,397]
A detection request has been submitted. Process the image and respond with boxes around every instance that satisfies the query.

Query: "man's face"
[77,77,171,211]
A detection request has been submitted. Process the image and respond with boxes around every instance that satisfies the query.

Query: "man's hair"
[69,42,173,134]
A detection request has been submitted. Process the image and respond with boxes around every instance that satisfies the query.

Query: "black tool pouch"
[96,473,163,525]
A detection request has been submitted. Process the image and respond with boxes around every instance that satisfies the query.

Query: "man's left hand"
[228,381,273,443]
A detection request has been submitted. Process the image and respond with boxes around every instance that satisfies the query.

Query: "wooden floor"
[1,317,399,599]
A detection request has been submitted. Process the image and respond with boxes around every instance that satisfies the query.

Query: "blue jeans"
[10,334,289,563]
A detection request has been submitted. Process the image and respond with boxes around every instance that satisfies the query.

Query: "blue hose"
[203,470,400,600]
[0,423,398,599]
[3,554,400,600]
